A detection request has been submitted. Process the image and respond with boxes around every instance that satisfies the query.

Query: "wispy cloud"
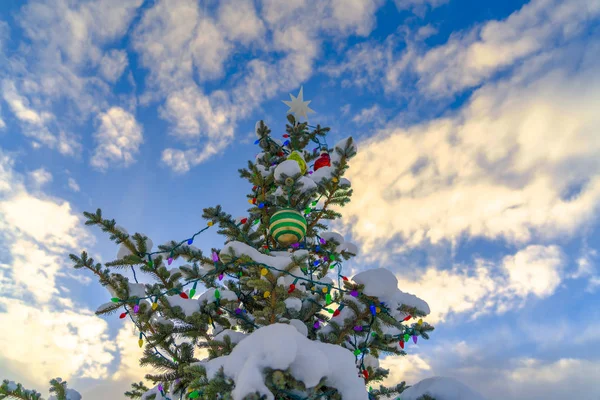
[91,107,144,171]
[133,0,386,172]
[324,0,600,100]
[336,40,600,262]
[28,168,53,187]
[68,177,81,192]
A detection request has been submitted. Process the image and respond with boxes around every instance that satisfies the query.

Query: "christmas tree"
[1,91,434,400]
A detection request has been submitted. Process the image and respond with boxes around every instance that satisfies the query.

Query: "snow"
[117,243,132,259]
[309,165,333,184]
[106,282,146,299]
[141,385,169,400]
[320,231,358,255]
[151,315,174,327]
[256,164,272,178]
[220,241,310,278]
[255,121,263,138]
[214,329,247,344]
[95,301,115,313]
[165,294,201,316]
[398,377,486,400]
[274,159,301,180]
[352,268,430,316]
[195,323,369,400]
[339,177,351,187]
[115,225,128,235]
[49,388,81,400]
[297,176,317,193]
[288,319,308,337]
[320,231,344,245]
[284,297,303,312]
[198,287,238,305]
[330,137,358,165]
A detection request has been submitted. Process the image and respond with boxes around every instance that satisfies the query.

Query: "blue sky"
[1,0,599,399]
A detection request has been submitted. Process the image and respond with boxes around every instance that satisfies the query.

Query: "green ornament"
[189,391,199,399]
[354,349,361,356]
[110,297,120,303]
[326,293,332,305]
[287,150,307,175]
[269,208,307,245]
[404,333,410,342]
[214,289,220,299]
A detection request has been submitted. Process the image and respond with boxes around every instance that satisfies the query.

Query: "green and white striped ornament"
[269,208,307,246]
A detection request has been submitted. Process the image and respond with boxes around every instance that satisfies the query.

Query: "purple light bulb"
[133,304,139,313]
[320,238,326,244]
[314,321,320,329]
[412,335,418,344]
[212,252,219,262]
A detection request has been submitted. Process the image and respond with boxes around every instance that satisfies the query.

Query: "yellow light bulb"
[138,339,143,348]
[264,291,271,298]
[418,318,423,325]
[321,287,328,293]
[376,307,380,313]
[152,302,158,310]
[261,268,268,276]
[332,177,339,183]
[207,221,214,226]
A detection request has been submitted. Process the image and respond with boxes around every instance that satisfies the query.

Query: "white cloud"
[18,0,142,67]
[395,245,565,323]
[1,0,142,155]
[99,49,129,83]
[91,107,143,171]
[1,80,54,126]
[217,0,265,44]
[111,326,155,383]
[337,43,600,259]
[352,104,386,126]
[0,299,115,387]
[0,150,115,388]
[380,354,432,387]
[133,0,385,172]
[412,0,600,97]
[68,177,81,192]
[28,168,53,187]
[325,0,600,100]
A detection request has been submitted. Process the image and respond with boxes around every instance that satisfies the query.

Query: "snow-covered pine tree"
[2,114,434,400]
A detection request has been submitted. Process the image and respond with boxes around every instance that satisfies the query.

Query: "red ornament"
[399,340,405,349]
[341,276,348,281]
[252,186,258,191]
[288,284,296,293]
[240,218,248,224]
[217,310,222,315]
[283,134,290,138]
[403,315,412,321]
[314,152,331,171]
[179,292,189,299]
[277,151,284,157]
[333,309,341,317]
[119,312,127,319]
[251,198,257,204]
[362,370,369,380]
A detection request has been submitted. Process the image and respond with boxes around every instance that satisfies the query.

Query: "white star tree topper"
[282,86,315,120]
